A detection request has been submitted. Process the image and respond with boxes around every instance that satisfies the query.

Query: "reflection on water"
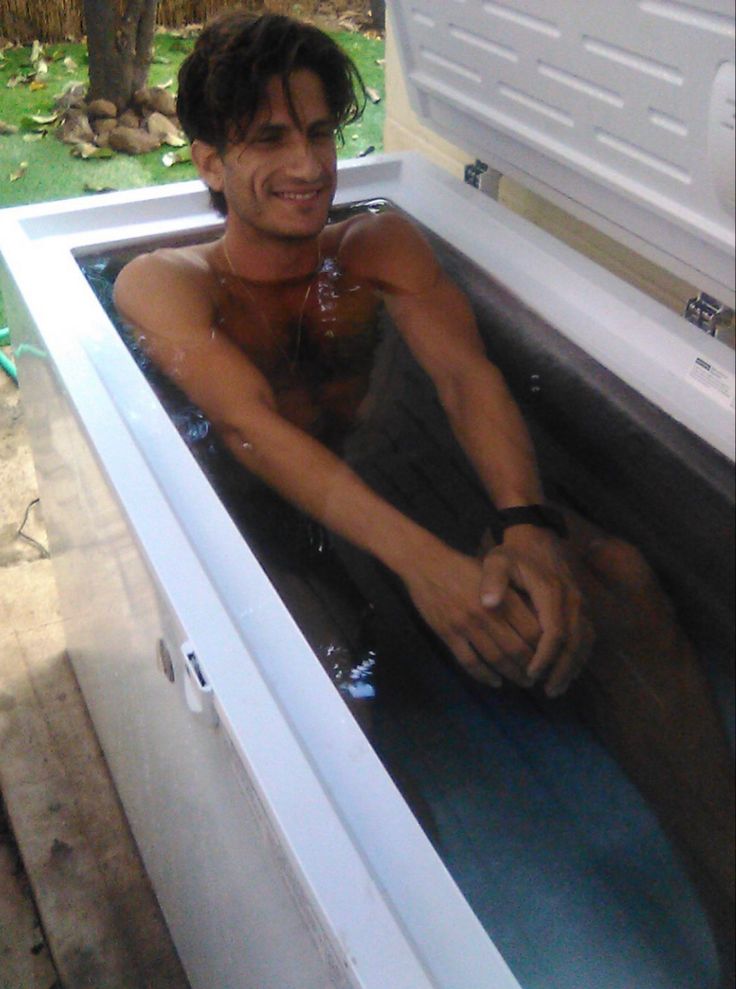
[329,646,377,701]
[79,226,722,989]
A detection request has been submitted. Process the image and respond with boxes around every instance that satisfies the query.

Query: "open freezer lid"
[391,0,735,305]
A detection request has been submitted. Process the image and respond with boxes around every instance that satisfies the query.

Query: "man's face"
[212,69,338,241]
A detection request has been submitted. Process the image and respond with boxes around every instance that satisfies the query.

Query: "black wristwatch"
[490,504,568,543]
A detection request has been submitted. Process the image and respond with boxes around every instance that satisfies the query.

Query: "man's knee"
[585,535,656,591]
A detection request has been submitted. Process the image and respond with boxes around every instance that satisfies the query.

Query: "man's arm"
[114,250,539,690]
[338,213,592,696]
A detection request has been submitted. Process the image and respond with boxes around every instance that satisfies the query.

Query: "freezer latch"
[182,642,219,728]
[684,293,735,338]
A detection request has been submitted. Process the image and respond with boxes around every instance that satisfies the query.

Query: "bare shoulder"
[113,243,215,339]
[332,211,441,295]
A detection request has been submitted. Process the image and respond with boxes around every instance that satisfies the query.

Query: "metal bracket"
[464,159,502,199]
[684,292,735,339]
[465,159,488,188]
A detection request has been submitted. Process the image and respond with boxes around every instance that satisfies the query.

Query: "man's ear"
[191,140,224,192]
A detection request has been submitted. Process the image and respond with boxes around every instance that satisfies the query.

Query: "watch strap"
[490,504,568,543]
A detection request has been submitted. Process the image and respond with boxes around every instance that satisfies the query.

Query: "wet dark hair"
[177,11,366,215]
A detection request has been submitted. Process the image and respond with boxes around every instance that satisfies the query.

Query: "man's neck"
[222,223,322,283]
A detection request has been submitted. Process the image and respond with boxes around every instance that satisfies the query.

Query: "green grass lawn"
[0,29,385,335]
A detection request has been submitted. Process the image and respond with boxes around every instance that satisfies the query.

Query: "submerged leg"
[571,530,734,983]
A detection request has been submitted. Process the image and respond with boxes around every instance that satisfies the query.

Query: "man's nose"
[285,137,323,179]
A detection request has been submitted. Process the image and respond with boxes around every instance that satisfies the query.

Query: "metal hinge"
[684,292,735,338]
[465,159,488,188]
[464,159,502,199]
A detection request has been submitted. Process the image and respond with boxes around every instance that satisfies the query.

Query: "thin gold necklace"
[221,239,321,370]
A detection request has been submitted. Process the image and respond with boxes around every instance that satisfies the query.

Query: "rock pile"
[56,85,186,155]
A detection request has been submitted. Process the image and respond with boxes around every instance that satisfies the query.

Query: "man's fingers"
[525,578,567,680]
[476,537,594,699]
[467,625,534,687]
[531,585,594,697]
[482,553,542,647]
[502,590,542,648]
[480,551,511,608]
[544,609,595,698]
[446,619,534,688]
[447,635,503,688]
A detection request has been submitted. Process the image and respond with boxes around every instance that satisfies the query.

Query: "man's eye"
[256,132,282,145]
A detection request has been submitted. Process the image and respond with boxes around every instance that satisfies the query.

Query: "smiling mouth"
[274,190,324,202]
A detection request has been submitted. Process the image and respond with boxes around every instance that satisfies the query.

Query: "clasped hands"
[405,528,594,698]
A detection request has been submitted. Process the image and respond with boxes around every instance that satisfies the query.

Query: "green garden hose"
[0,348,18,384]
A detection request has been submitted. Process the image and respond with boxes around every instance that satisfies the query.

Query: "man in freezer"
[114,12,734,974]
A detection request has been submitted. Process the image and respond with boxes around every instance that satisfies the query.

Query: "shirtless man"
[114,12,733,978]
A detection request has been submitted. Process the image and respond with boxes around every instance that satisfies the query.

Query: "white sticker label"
[689,357,735,410]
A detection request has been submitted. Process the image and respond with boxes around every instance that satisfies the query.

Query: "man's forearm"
[218,386,547,686]
[437,358,545,510]
[384,269,544,512]
[219,406,442,579]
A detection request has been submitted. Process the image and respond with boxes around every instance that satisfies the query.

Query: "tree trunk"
[83,0,159,109]
[370,0,385,30]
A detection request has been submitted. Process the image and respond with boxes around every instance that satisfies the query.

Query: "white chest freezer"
[0,3,733,988]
